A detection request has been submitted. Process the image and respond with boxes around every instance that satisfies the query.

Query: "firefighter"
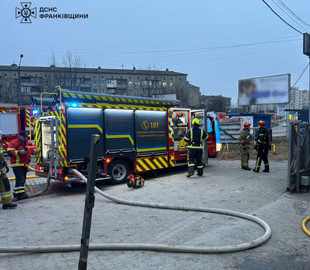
[184,118,207,177]
[253,120,270,173]
[240,122,251,170]
[7,131,36,200]
[0,137,17,209]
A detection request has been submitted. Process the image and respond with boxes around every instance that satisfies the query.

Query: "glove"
[19,148,28,155]
[254,145,258,151]
[31,149,38,155]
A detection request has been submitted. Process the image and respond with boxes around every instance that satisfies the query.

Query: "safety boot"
[2,203,17,210]
[243,167,251,171]
[186,172,194,178]
[14,192,29,201]
[253,168,259,173]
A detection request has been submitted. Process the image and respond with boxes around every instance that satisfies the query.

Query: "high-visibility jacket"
[184,127,207,149]
[255,127,269,147]
[0,150,11,204]
[7,138,33,167]
[240,128,251,146]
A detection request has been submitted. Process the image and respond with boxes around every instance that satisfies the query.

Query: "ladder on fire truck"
[38,116,60,179]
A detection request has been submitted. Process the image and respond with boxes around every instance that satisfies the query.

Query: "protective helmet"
[192,118,200,125]
[258,120,266,127]
[243,122,251,128]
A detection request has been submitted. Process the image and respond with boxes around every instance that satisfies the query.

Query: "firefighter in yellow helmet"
[240,122,251,170]
[184,118,208,177]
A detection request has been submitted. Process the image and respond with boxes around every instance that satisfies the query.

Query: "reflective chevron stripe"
[135,156,169,172]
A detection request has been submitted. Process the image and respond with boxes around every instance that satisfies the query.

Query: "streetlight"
[18,54,23,105]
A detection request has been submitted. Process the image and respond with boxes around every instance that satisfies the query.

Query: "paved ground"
[0,160,309,270]
[271,125,287,137]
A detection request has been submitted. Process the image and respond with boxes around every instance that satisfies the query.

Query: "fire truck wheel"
[108,160,129,184]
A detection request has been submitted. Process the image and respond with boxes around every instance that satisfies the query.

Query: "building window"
[162,82,167,88]
[106,79,117,88]
[21,86,31,92]
[170,82,174,87]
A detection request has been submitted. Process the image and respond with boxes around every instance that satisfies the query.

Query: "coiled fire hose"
[26,165,52,199]
[302,216,310,237]
[0,169,272,254]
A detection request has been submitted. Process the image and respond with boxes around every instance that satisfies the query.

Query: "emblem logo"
[16,2,37,23]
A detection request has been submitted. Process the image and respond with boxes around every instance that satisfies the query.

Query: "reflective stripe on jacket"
[240,129,251,145]
[8,138,33,167]
[184,128,207,149]
[256,127,269,146]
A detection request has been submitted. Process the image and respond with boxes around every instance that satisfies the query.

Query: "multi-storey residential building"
[200,95,231,112]
[290,87,299,109]
[0,65,201,108]
[298,90,310,109]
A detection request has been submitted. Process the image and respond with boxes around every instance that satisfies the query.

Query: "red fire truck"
[0,105,42,150]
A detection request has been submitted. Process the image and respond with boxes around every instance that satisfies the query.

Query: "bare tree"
[48,50,57,66]
[48,51,84,90]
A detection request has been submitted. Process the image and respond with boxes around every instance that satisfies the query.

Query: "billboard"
[238,74,290,106]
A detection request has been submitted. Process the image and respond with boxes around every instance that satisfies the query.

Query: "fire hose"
[302,216,310,237]
[0,169,272,254]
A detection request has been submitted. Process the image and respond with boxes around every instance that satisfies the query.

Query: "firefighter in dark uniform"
[0,133,17,209]
[253,120,270,173]
[240,122,251,170]
[184,118,207,177]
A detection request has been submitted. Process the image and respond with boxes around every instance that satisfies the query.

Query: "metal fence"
[219,121,241,144]
[287,122,310,192]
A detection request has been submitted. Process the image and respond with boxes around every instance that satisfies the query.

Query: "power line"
[292,62,309,88]
[270,0,309,32]
[261,0,303,34]
[1,37,301,57]
[276,0,310,30]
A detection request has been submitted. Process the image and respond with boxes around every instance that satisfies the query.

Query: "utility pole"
[18,54,23,105]
[78,134,100,270]
[308,56,310,122]
[303,33,310,121]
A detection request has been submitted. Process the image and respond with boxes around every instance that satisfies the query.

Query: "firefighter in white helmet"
[184,118,207,177]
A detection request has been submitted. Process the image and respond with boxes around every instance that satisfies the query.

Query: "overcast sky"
[2,0,310,103]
